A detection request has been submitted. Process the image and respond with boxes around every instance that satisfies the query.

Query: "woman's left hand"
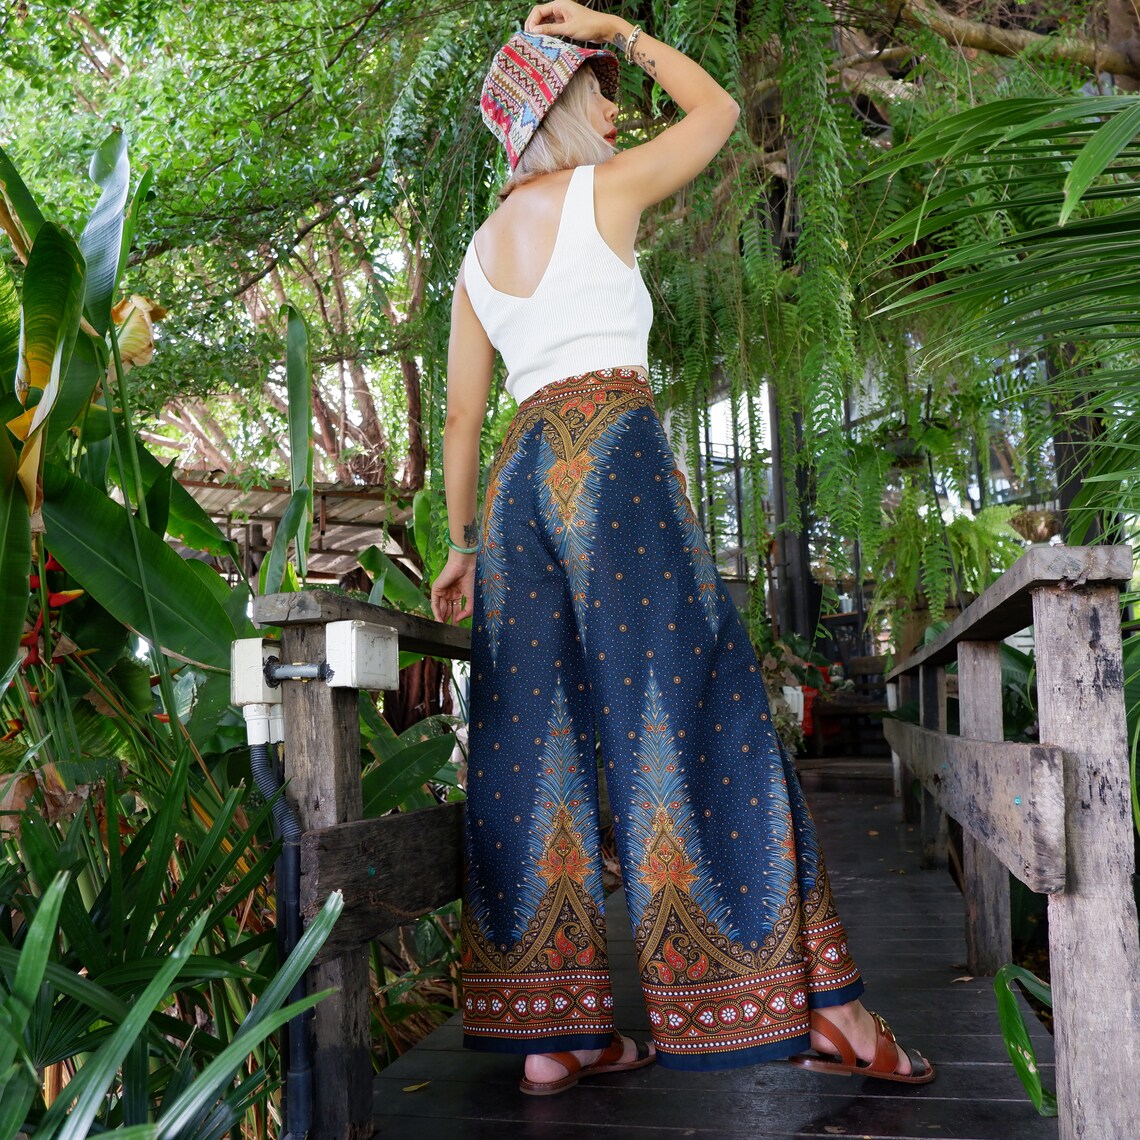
[524,1,622,44]
[431,553,477,624]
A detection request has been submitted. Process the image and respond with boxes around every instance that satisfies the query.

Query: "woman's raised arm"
[524,2,740,210]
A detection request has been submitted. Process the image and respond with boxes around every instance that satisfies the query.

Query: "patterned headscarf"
[480,31,619,171]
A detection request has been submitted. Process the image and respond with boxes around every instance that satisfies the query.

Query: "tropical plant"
[874,94,1140,546]
[0,743,347,1138]
[870,89,1140,1108]
[993,963,1057,1118]
[0,125,473,1134]
[6,3,1132,646]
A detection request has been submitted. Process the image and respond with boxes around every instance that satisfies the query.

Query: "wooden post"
[1033,584,1140,1140]
[279,619,372,1140]
[885,680,902,798]
[917,664,948,868]
[898,672,919,823]
[956,641,1012,975]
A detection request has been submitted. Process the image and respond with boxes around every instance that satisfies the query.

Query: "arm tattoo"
[463,518,478,547]
[635,49,657,78]
[613,31,627,53]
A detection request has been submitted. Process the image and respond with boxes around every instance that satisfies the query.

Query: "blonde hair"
[499,65,615,199]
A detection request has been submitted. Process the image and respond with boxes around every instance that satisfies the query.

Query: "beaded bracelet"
[624,24,642,64]
[447,537,478,555]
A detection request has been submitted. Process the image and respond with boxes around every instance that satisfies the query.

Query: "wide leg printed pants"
[460,368,864,1070]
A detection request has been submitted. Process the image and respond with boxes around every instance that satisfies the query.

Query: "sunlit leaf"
[80,129,132,335]
[993,965,1057,1117]
[282,303,313,578]
[1060,98,1140,226]
[6,223,86,509]
[358,544,428,615]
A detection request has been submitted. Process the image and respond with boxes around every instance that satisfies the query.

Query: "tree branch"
[893,0,1140,79]
[230,157,383,296]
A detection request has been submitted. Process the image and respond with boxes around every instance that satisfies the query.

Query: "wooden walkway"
[371,790,1058,1139]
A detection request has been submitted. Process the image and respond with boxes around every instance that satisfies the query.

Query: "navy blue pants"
[461,369,863,1070]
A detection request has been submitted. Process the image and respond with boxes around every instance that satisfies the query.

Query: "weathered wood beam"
[255,589,471,660]
[1033,583,1140,1140]
[279,618,372,1139]
[887,545,1132,678]
[882,719,1065,893]
[917,665,949,868]
[299,803,464,965]
[956,641,1013,974]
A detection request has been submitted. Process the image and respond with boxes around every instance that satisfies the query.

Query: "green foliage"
[362,714,462,818]
[945,506,1023,595]
[993,964,1058,1117]
[0,427,29,679]
[0,872,69,1136]
[0,748,346,1137]
[358,543,431,617]
[42,463,238,669]
[282,303,314,578]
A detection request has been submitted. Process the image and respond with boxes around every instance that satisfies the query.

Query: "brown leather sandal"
[518,1032,656,1096]
[789,1010,935,1085]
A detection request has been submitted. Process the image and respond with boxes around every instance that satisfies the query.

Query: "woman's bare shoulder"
[476,169,576,245]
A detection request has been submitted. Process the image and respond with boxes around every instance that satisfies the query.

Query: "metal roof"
[178,470,412,582]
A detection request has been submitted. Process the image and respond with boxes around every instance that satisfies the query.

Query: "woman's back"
[464,164,653,404]
[472,165,638,297]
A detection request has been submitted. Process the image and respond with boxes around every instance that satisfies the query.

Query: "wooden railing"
[253,591,470,1140]
[883,546,1140,1140]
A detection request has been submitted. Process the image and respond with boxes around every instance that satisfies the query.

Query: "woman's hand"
[430,551,477,624]
[524,1,623,44]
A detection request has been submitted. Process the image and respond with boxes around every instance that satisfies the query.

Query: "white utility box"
[231,638,282,705]
[325,620,399,690]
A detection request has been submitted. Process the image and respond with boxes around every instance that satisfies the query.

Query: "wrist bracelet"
[625,25,642,64]
[447,537,478,555]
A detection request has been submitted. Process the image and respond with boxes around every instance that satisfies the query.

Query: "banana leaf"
[362,732,457,817]
[41,463,236,670]
[44,331,105,454]
[282,303,313,578]
[118,165,155,296]
[104,421,240,561]
[80,129,131,336]
[259,485,309,597]
[143,455,174,538]
[0,262,18,384]
[0,428,30,678]
[358,544,429,616]
[408,487,432,564]
[7,223,86,510]
[0,142,45,257]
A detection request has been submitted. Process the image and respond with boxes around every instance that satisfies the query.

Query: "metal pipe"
[264,658,334,685]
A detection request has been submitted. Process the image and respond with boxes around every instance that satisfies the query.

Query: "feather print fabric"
[461,369,863,1069]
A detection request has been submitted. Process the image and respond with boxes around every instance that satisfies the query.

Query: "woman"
[430,0,933,1095]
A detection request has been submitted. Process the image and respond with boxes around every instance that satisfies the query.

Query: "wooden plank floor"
[372,790,1057,1139]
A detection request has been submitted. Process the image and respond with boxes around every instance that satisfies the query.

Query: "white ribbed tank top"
[463,165,653,404]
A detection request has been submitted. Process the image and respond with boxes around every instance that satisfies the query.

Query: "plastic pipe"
[244,704,311,1139]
